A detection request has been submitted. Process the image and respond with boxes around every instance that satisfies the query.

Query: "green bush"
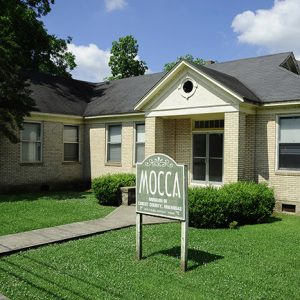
[92,173,136,206]
[188,182,275,228]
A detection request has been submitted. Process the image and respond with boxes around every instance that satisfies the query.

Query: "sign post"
[136,154,188,271]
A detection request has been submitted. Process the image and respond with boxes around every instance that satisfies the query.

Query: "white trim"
[85,113,145,120]
[133,122,145,165]
[134,60,244,111]
[106,123,122,164]
[145,104,238,118]
[63,124,80,162]
[261,101,300,107]
[276,114,300,173]
[30,112,83,119]
[20,121,43,163]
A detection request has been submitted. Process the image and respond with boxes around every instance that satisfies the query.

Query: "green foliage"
[92,173,136,206]
[0,0,76,142]
[163,54,205,72]
[108,35,148,80]
[188,182,275,228]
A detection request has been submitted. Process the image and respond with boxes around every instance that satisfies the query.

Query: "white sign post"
[136,154,188,271]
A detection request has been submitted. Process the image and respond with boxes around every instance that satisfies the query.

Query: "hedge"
[92,173,136,206]
[188,182,275,228]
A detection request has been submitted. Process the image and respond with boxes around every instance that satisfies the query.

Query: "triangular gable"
[134,60,258,113]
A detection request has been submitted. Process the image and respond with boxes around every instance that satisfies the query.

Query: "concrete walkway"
[0,206,174,256]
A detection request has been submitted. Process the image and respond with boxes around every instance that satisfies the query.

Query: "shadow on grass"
[147,246,224,271]
[0,253,122,299]
[265,215,282,224]
[0,191,90,203]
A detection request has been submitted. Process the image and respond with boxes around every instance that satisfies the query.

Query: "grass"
[0,191,114,236]
[0,213,299,299]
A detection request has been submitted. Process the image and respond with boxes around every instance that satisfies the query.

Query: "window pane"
[136,124,145,142]
[64,143,79,161]
[279,117,300,143]
[193,134,206,157]
[108,144,121,162]
[209,159,222,182]
[279,143,300,169]
[109,125,121,143]
[22,142,41,162]
[64,126,78,143]
[22,123,40,141]
[193,158,206,181]
[209,134,223,158]
[136,144,145,163]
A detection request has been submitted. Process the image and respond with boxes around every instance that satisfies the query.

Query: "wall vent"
[282,203,296,213]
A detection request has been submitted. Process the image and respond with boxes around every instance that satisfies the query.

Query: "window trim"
[133,122,145,165]
[20,121,43,163]
[106,123,122,165]
[63,125,80,162]
[276,114,300,172]
[191,130,224,185]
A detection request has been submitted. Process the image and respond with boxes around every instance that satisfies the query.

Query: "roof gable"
[134,60,260,111]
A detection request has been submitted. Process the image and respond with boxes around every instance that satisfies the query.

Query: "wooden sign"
[136,154,188,271]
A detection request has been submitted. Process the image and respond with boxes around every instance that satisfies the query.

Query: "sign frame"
[136,153,187,221]
[136,153,188,271]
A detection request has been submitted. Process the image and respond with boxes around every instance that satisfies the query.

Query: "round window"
[183,80,193,93]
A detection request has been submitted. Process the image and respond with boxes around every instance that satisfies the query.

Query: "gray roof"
[28,71,93,116]
[84,72,165,117]
[28,52,300,117]
[189,61,261,103]
[206,52,300,103]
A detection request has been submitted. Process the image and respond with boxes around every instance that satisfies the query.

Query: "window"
[107,124,122,163]
[193,133,223,183]
[194,119,224,129]
[21,122,42,162]
[135,123,145,163]
[64,126,79,161]
[278,116,300,170]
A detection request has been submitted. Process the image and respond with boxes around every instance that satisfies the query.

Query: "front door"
[192,133,223,183]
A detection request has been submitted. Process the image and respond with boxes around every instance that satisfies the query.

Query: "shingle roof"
[206,52,300,103]
[188,61,261,103]
[28,71,93,116]
[27,52,300,117]
[84,72,165,117]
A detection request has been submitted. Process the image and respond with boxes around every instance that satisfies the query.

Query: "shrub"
[92,173,136,206]
[188,182,275,228]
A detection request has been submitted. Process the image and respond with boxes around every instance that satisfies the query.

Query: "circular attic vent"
[179,77,197,99]
[183,80,193,93]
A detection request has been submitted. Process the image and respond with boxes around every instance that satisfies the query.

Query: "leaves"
[163,54,205,72]
[108,35,148,80]
[0,0,76,142]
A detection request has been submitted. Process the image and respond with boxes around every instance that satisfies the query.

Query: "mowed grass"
[0,191,114,236]
[0,213,299,299]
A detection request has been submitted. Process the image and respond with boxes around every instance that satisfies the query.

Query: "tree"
[163,54,205,72]
[108,35,148,80]
[0,0,76,142]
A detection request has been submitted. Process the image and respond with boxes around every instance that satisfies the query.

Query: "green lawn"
[0,191,114,236]
[0,213,299,299]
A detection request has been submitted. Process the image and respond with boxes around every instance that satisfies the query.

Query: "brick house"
[1,52,300,213]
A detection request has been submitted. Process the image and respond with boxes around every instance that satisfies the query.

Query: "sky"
[42,0,300,82]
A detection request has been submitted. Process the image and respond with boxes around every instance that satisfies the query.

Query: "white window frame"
[63,125,80,162]
[133,122,145,165]
[20,121,43,163]
[106,123,122,164]
[191,130,224,185]
[276,114,300,172]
